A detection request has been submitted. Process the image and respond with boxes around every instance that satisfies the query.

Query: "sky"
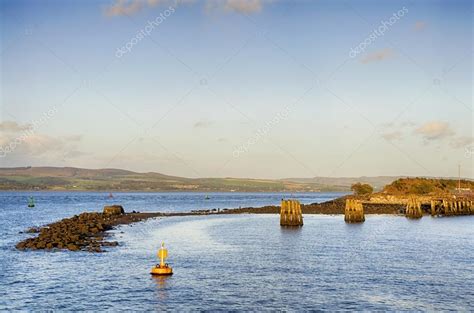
[0,0,472,179]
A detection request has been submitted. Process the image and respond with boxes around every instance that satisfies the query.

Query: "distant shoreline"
[0,166,405,193]
[0,189,351,195]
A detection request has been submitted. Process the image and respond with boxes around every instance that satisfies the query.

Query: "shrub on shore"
[351,183,374,196]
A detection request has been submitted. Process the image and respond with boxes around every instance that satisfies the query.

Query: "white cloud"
[414,21,426,31]
[382,131,402,142]
[105,0,266,17]
[450,136,474,149]
[224,0,264,13]
[0,121,84,160]
[147,0,169,6]
[206,0,265,14]
[0,132,65,157]
[413,121,455,141]
[105,0,143,16]
[62,150,88,159]
[361,48,394,64]
[0,121,32,132]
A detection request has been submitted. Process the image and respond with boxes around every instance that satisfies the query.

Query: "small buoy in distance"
[150,242,173,276]
[28,197,35,208]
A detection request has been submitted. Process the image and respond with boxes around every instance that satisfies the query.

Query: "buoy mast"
[158,242,167,267]
[150,242,173,276]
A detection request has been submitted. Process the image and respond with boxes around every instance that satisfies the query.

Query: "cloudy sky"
[0,0,472,178]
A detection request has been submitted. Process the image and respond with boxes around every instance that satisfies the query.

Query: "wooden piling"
[344,199,365,223]
[430,200,436,216]
[280,199,303,226]
[406,197,423,219]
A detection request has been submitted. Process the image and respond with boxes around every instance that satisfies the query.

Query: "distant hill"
[0,166,343,192]
[0,167,469,193]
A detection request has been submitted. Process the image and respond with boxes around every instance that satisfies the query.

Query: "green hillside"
[0,167,341,192]
[382,177,474,195]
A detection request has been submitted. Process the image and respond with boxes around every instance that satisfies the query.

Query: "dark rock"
[36,242,46,249]
[88,246,102,252]
[67,244,79,251]
[16,242,26,249]
[16,210,162,253]
[103,205,125,215]
[103,241,118,247]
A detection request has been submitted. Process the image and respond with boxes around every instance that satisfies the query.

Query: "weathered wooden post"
[442,200,448,216]
[406,197,423,219]
[280,199,303,226]
[433,199,473,217]
[430,200,436,216]
[344,199,365,223]
[447,201,453,216]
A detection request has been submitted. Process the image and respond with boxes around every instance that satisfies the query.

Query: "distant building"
[455,188,473,198]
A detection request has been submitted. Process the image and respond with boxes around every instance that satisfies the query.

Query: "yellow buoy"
[150,242,173,276]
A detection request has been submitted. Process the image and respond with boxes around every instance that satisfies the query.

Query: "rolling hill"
[0,166,342,192]
[1,167,468,193]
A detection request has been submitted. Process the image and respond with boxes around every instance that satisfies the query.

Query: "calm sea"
[0,192,472,310]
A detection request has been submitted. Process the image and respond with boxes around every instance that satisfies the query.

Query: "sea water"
[0,192,472,310]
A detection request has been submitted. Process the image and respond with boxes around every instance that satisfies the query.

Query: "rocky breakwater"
[221,194,410,215]
[16,205,162,252]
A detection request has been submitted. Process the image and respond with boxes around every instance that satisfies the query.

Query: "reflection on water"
[279,225,303,242]
[0,193,473,310]
[279,226,303,233]
[152,276,171,302]
[152,275,171,288]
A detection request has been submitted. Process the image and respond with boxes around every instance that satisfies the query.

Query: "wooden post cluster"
[280,199,303,226]
[430,200,441,216]
[344,199,365,223]
[442,200,473,216]
[406,197,423,219]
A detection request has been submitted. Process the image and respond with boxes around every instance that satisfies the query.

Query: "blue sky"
[0,0,472,178]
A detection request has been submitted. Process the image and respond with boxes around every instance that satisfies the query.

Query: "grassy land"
[0,167,343,192]
[2,167,469,193]
[382,177,474,195]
